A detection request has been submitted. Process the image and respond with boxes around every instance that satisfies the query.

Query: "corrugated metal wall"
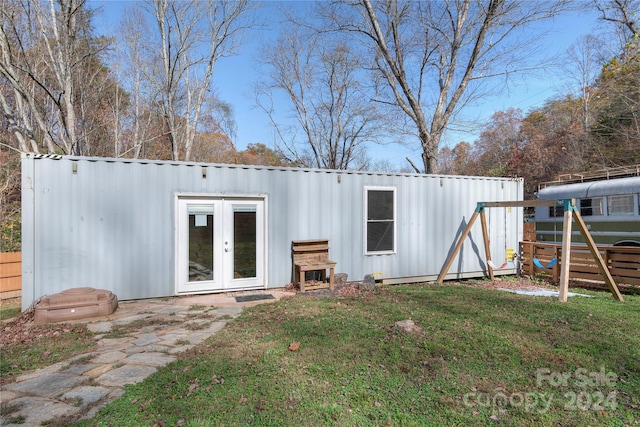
[22,155,523,309]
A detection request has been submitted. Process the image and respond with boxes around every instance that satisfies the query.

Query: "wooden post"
[521,241,532,276]
[558,200,573,302]
[480,210,494,280]
[437,209,481,284]
[571,210,624,302]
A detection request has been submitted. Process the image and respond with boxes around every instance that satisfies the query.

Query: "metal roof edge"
[537,175,640,199]
[22,153,522,182]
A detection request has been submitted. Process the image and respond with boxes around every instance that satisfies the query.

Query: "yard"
[71,279,639,427]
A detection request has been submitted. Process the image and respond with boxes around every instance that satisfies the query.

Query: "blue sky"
[92,1,602,170]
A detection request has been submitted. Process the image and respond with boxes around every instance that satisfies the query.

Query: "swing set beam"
[436,199,624,302]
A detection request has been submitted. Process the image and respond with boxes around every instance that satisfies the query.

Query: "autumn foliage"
[439,38,640,198]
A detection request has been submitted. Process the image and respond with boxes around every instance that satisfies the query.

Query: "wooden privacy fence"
[520,242,640,288]
[0,252,21,299]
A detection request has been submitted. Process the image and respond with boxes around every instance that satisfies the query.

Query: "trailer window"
[580,197,604,216]
[608,194,634,215]
[365,187,396,254]
[548,205,565,217]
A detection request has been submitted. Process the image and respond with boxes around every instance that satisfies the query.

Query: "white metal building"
[21,154,524,310]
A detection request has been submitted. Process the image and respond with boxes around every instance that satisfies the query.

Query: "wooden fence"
[0,252,21,300]
[520,242,640,289]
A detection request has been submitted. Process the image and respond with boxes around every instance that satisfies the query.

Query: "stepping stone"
[95,365,157,387]
[132,334,160,346]
[83,364,114,379]
[0,390,19,402]
[14,361,68,382]
[87,321,112,333]
[113,314,153,325]
[124,352,176,367]
[63,363,99,375]
[6,373,87,398]
[91,350,127,364]
[3,396,77,425]
[61,385,110,409]
[96,337,132,352]
[124,344,171,354]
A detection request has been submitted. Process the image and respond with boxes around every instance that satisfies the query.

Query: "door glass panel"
[188,204,214,282]
[233,204,257,279]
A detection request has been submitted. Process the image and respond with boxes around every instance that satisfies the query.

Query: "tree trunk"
[420,131,440,174]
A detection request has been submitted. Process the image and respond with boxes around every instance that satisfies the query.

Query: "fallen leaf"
[288,341,300,351]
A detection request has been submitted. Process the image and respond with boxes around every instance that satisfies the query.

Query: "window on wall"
[608,194,634,215]
[580,197,604,216]
[548,205,565,218]
[365,187,396,254]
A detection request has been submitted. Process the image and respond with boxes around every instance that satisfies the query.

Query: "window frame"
[363,186,397,255]
[548,205,565,218]
[579,196,604,217]
[608,194,635,216]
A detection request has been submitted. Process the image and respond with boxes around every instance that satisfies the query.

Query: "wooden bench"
[292,239,337,292]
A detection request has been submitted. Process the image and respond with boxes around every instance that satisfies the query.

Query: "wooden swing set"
[436,199,624,302]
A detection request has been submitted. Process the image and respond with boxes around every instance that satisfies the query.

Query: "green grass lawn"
[78,283,640,426]
[0,298,21,321]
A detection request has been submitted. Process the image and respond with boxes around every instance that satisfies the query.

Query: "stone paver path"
[0,290,292,426]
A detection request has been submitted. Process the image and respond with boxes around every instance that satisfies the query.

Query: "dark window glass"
[548,205,565,218]
[366,189,394,253]
[580,197,603,216]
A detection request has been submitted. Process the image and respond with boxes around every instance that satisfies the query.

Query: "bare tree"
[256,25,385,170]
[1,0,57,153]
[564,34,606,133]
[145,0,253,162]
[0,0,111,155]
[0,147,21,251]
[114,7,161,158]
[594,0,639,43]
[322,0,569,173]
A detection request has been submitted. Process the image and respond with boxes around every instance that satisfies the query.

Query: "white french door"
[176,197,265,293]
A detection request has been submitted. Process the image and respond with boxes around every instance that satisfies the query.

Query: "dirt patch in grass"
[284,280,367,297]
[455,276,555,291]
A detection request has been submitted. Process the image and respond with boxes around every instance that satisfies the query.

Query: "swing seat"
[487,259,509,269]
[533,257,557,269]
